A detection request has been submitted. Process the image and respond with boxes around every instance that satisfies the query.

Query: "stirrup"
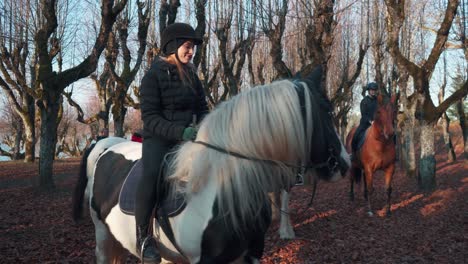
[140,236,160,264]
[295,173,304,186]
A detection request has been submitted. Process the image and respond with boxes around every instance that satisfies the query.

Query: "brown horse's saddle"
[356,128,370,151]
[118,159,187,218]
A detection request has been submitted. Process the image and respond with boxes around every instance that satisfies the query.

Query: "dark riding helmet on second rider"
[366,82,378,93]
[160,23,203,57]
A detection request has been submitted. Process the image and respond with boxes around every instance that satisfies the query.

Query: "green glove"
[182,127,198,141]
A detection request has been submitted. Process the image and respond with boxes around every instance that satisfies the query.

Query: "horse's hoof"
[279,227,296,239]
[367,211,374,217]
[349,195,354,201]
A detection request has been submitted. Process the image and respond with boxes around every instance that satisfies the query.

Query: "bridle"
[191,80,340,176]
[191,140,339,174]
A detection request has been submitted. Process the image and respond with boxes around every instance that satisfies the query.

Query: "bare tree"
[385,0,466,191]
[454,0,467,157]
[34,0,127,190]
[298,0,337,88]
[0,0,37,162]
[193,0,207,68]
[258,0,292,79]
[159,0,180,35]
[0,96,25,160]
[196,0,221,106]
[438,53,456,162]
[393,3,416,177]
[328,1,368,138]
[214,0,256,99]
[63,1,150,139]
[451,71,468,158]
[56,104,91,158]
[106,1,151,137]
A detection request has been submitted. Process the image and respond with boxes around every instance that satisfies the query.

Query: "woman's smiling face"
[177,40,195,64]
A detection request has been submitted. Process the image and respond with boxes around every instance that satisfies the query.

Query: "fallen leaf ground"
[0,126,466,263]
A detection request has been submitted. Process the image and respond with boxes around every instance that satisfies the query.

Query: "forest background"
[0,0,467,192]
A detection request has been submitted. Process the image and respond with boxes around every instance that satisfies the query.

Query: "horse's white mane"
[168,79,313,234]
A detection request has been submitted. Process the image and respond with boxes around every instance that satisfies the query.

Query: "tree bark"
[260,0,292,80]
[113,97,127,137]
[13,121,23,160]
[419,120,437,191]
[440,113,456,162]
[402,97,417,178]
[37,95,60,190]
[438,55,456,162]
[456,97,467,158]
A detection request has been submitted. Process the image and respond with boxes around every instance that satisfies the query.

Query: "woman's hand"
[182,127,198,141]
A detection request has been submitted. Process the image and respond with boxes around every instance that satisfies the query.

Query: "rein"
[192,140,337,172]
[191,80,339,173]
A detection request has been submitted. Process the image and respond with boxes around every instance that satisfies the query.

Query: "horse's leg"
[91,210,128,263]
[279,189,295,239]
[363,171,368,200]
[349,167,355,201]
[269,191,281,222]
[364,168,374,216]
[107,236,129,264]
[244,233,265,264]
[308,179,318,206]
[384,164,395,216]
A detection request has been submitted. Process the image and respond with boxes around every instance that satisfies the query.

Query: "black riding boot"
[136,224,161,263]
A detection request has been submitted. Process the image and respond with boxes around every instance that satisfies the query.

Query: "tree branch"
[424,0,459,73]
[62,91,100,124]
[434,80,468,119]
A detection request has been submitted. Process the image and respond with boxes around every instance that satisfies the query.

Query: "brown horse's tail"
[72,143,96,222]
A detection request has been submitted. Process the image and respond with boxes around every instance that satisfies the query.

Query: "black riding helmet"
[161,23,203,55]
[367,82,378,91]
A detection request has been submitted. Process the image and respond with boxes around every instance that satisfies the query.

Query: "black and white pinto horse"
[73,77,350,263]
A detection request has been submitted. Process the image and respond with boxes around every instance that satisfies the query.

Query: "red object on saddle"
[131,134,143,143]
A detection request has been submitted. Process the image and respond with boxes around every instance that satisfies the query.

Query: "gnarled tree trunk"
[419,120,437,190]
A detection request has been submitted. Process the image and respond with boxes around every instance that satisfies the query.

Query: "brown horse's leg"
[308,179,318,206]
[349,170,355,201]
[363,172,368,200]
[364,168,374,216]
[384,164,395,216]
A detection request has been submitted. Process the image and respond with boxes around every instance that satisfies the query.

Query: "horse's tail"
[72,143,97,222]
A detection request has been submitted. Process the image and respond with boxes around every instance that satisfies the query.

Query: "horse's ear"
[305,65,323,85]
[377,94,384,104]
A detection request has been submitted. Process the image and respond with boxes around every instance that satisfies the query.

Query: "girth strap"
[156,213,188,260]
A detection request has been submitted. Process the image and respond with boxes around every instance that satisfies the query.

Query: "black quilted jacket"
[140,57,209,141]
[360,95,377,125]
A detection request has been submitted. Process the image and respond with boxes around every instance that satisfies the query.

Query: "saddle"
[354,128,370,152]
[118,155,186,218]
[118,155,187,256]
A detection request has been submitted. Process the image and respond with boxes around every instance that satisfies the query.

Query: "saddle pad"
[118,158,187,218]
[119,159,143,215]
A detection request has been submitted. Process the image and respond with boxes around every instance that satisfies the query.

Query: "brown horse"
[346,94,397,216]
